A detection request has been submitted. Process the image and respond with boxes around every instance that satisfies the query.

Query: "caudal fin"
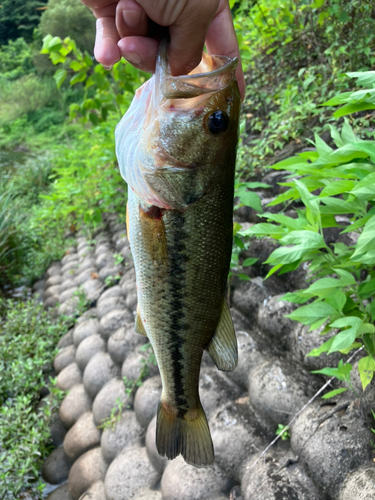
[156,401,214,467]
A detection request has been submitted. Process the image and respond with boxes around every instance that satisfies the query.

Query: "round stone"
[41,446,71,484]
[64,411,101,463]
[99,309,134,341]
[98,265,122,282]
[61,261,78,275]
[119,268,136,296]
[75,268,96,286]
[108,326,146,366]
[60,286,78,304]
[44,295,59,309]
[59,384,92,430]
[60,279,77,293]
[231,277,269,323]
[32,279,45,291]
[73,318,99,347]
[44,284,61,299]
[46,263,62,278]
[80,279,104,303]
[93,378,132,427]
[161,456,230,500]
[49,417,67,448]
[290,402,373,498]
[339,465,375,499]
[96,251,115,270]
[61,253,78,266]
[101,410,143,463]
[58,297,80,318]
[257,295,296,348]
[145,415,168,474]
[85,481,106,499]
[76,334,106,371]
[77,257,96,273]
[46,483,72,500]
[56,362,82,391]
[68,447,108,500]
[54,345,76,374]
[97,285,124,304]
[97,296,128,321]
[104,446,160,500]
[199,368,242,420]
[121,351,159,382]
[125,291,137,311]
[83,352,120,399]
[134,376,162,429]
[45,275,62,288]
[57,329,74,350]
[248,358,313,425]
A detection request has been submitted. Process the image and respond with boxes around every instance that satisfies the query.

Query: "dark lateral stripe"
[167,212,188,410]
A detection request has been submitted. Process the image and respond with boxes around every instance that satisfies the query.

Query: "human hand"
[79,0,245,100]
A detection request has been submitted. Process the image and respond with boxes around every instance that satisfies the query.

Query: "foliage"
[276,423,290,441]
[232,0,375,174]
[0,298,69,499]
[98,343,157,430]
[0,38,34,79]
[240,71,375,394]
[38,0,96,54]
[0,0,48,45]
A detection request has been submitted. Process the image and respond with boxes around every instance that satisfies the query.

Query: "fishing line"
[243,346,364,477]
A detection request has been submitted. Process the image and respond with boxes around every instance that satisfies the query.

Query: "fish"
[115,40,241,467]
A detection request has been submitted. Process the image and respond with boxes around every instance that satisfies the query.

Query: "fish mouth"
[157,41,238,100]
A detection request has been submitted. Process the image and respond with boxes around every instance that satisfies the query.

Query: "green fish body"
[116,43,241,466]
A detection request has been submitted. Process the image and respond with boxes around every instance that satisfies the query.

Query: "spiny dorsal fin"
[206,300,237,372]
[135,309,147,336]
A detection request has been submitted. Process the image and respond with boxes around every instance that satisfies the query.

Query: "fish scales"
[116,41,241,467]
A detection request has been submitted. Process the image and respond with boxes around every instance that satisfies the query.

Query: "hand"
[79,0,245,100]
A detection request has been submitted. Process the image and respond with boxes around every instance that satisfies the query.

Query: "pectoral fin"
[135,309,147,337]
[206,300,237,372]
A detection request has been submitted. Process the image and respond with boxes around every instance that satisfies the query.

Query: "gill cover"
[115,41,239,210]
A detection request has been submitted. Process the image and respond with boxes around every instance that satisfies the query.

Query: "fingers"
[206,1,245,100]
[115,0,148,38]
[94,17,121,67]
[117,36,158,73]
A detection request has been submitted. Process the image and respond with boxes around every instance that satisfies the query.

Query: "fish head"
[116,50,240,210]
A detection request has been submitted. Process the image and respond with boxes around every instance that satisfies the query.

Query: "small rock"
[64,411,101,463]
[290,401,373,498]
[161,456,230,500]
[98,265,122,282]
[32,279,45,291]
[84,481,106,499]
[146,415,168,474]
[101,410,143,463]
[54,345,76,374]
[59,384,92,430]
[60,286,78,304]
[199,368,242,420]
[57,329,74,350]
[44,285,61,299]
[248,358,313,425]
[96,251,115,270]
[96,296,128,320]
[77,257,96,273]
[92,378,131,426]
[46,263,62,278]
[241,450,320,500]
[80,280,105,303]
[68,447,108,500]
[99,309,134,341]
[339,464,375,499]
[104,446,160,500]
[134,376,162,429]
[361,378,375,427]
[49,418,67,447]
[257,295,296,348]
[56,362,82,391]
[121,351,159,382]
[97,285,124,304]
[45,275,62,288]
[61,253,78,266]
[78,246,94,259]
[73,318,99,347]
[60,279,77,293]
[41,447,71,484]
[44,295,59,309]
[119,269,136,296]
[75,268,96,286]
[231,278,269,322]
[125,290,137,311]
[76,334,106,371]
[131,487,162,500]
[58,297,80,317]
[107,326,146,366]
[46,483,72,500]
[61,261,78,275]
[210,398,271,481]
[83,352,120,399]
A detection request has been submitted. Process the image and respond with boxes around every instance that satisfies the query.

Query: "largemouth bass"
[115,42,240,467]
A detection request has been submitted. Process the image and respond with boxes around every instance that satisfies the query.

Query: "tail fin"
[156,401,214,467]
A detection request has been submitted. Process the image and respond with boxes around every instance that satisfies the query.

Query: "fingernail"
[122,10,142,28]
[102,65,112,71]
[124,52,142,66]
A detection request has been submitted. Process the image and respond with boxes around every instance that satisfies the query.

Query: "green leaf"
[236,188,263,212]
[262,213,306,231]
[358,356,375,390]
[329,125,345,148]
[314,133,333,155]
[288,302,336,327]
[322,388,348,399]
[53,69,67,89]
[320,197,364,215]
[242,257,258,267]
[319,180,356,197]
[70,71,87,85]
[325,290,347,312]
[351,215,375,264]
[89,113,100,125]
[239,223,286,239]
[345,71,375,88]
[282,291,312,304]
[358,278,375,299]
[350,172,375,200]
[241,182,271,189]
[294,179,320,228]
[308,336,334,357]
[328,317,363,353]
[312,360,352,381]
[333,102,375,118]
[341,119,360,144]
[265,230,325,265]
[70,60,83,71]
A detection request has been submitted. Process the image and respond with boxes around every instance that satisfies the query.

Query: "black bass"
[115,42,240,467]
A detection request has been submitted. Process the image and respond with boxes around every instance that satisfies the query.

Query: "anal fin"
[206,300,238,372]
[135,308,147,337]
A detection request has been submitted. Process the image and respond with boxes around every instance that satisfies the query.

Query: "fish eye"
[207,111,229,135]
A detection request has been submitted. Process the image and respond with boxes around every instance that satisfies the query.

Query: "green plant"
[276,423,290,441]
[239,70,375,395]
[0,298,68,499]
[104,274,121,288]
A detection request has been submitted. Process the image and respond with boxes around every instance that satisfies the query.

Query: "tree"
[0,0,48,45]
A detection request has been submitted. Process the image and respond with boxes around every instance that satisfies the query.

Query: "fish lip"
[163,56,238,99]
